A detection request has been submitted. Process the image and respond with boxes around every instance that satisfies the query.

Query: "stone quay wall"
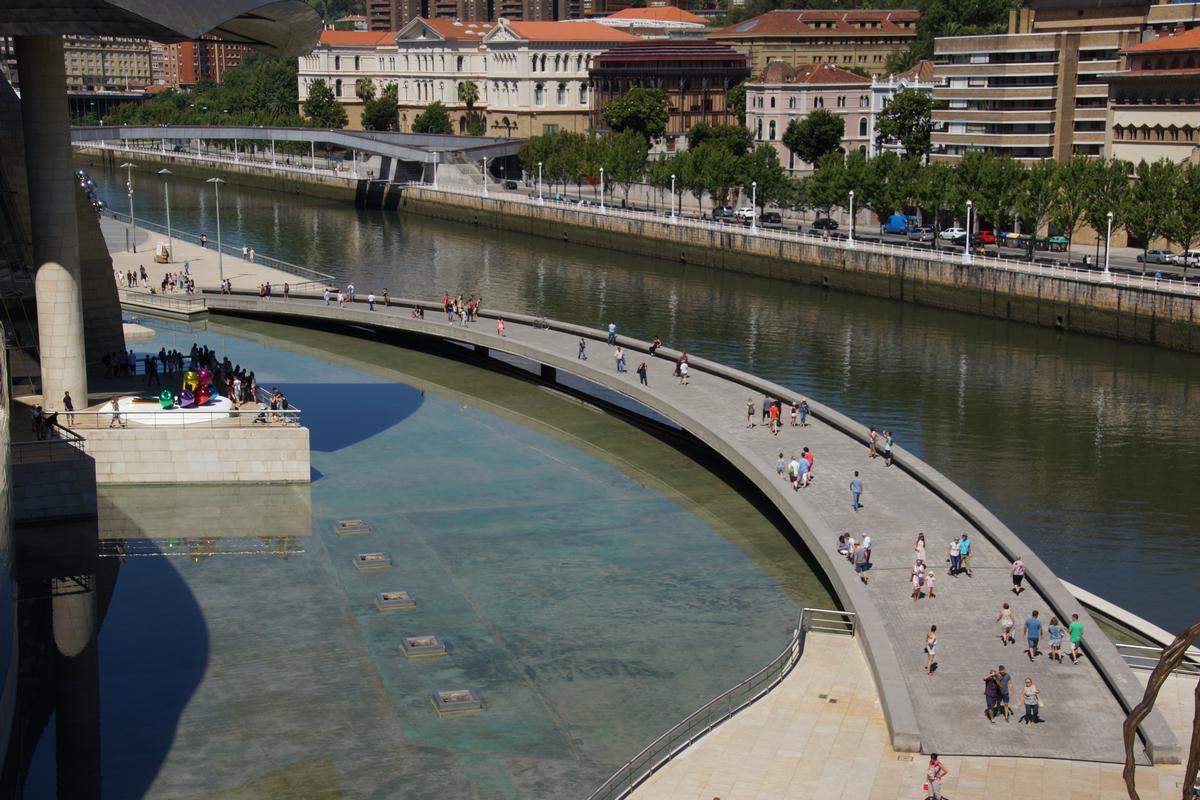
[401,187,1200,355]
[82,425,310,485]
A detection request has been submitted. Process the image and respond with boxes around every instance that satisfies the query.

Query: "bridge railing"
[405,182,1200,299]
[11,427,87,463]
[584,607,855,800]
[75,138,345,178]
[1114,643,1200,677]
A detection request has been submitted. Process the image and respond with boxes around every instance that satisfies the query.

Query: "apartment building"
[1105,26,1200,163]
[367,0,583,29]
[62,36,154,91]
[297,17,635,136]
[161,38,252,89]
[707,9,919,76]
[931,0,1200,163]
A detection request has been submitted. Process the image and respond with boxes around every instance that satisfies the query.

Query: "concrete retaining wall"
[83,425,310,484]
[12,455,97,522]
[400,187,1200,355]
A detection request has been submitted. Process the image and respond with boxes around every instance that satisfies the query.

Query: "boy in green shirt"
[1068,614,1084,665]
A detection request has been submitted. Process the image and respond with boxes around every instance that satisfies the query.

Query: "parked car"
[907,225,935,242]
[734,207,755,221]
[712,206,735,220]
[882,213,919,235]
[977,229,997,245]
[811,217,839,231]
[761,211,782,227]
[939,226,967,242]
[1137,250,1176,264]
[503,180,518,190]
[1172,250,1200,266]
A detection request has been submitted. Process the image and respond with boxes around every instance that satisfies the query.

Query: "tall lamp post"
[599,167,605,213]
[537,161,543,204]
[119,161,136,252]
[670,173,676,222]
[482,156,489,197]
[963,199,973,263]
[206,177,225,287]
[1104,210,1114,281]
[751,181,758,235]
[157,168,173,261]
[847,189,855,247]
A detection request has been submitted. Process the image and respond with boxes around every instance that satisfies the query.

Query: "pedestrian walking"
[614,347,626,372]
[777,452,786,477]
[1011,558,1027,595]
[497,318,505,337]
[249,246,255,262]
[802,447,814,483]
[62,391,75,426]
[867,425,878,458]
[1047,616,1065,664]
[854,543,870,584]
[793,453,808,489]
[607,322,617,345]
[959,533,973,576]
[948,536,961,576]
[983,669,1002,722]
[926,755,948,800]
[800,398,810,426]
[769,402,780,435]
[1021,678,1041,725]
[242,244,249,260]
[787,456,800,490]
[1068,614,1084,665]
[323,288,331,305]
[761,395,772,425]
[200,233,207,248]
[995,665,1012,720]
[678,360,689,385]
[283,282,289,302]
[849,471,863,511]
[1024,610,1043,661]
[382,288,390,307]
[183,258,190,275]
[636,361,648,386]
[997,602,1017,646]
[911,562,926,601]
[368,293,375,311]
[108,395,125,428]
[746,398,755,428]
[925,571,936,598]
[577,338,588,360]
[914,532,926,564]
[883,430,894,466]
[925,625,937,674]
[861,534,872,563]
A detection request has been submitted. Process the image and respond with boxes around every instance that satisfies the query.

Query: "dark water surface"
[97,169,1200,634]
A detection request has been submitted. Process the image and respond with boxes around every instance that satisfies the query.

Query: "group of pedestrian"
[102,349,140,378]
[946,533,973,577]
[866,426,894,466]
[836,531,872,584]
[257,282,291,302]
[29,403,63,439]
[777,448,816,491]
[749,395,811,434]
[157,270,194,295]
[910,533,936,601]
[117,265,150,289]
[441,291,481,324]
[240,244,256,262]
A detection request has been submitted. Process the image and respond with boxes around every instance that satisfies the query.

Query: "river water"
[96,169,1200,634]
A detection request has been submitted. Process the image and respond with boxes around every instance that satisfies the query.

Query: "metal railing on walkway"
[66,406,300,430]
[1115,642,1200,677]
[76,139,346,179]
[104,211,336,286]
[585,607,856,800]
[118,288,208,314]
[408,183,1200,299]
[11,427,87,463]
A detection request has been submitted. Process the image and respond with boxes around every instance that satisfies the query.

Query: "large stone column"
[15,36,88,412]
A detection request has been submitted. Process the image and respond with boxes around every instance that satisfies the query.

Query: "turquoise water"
[19,319,821,799]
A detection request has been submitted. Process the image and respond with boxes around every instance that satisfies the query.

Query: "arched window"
[814,97,824,108]
[837,95,846,108]
[334,55,341,70]
[770,96,776,109]
[580,83,589,105]
[756,117,762,138]
[457,56,464,71]
[540,54,547,72]
[859,95,869,107]
[534,82,545,106]
[532,55,538,71]
[769,120,776,139]
[788,96,796,109]
[557,82,566,104]
[335,78,342,97]
[354,56,360,70]
[859,117,868,136]
[576,54,583,70]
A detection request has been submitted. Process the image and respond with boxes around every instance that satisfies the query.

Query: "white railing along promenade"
[74,138,351,180]
[409,182,1200,299]
[585,608,856,800]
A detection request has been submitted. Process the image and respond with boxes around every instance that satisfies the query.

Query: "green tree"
[519,134,553,184]
[596,129,649,203]
[1080,158,1131,264]
[687,122,754,157]
[1048,156,1092,257]
[302,78,348,129]
[1165,163,1200,277]
[361,83,399,131]
[355,76,376,103]
[458,80,485,135]
[979,153,1025,233]
[739,144,790,211]
[1122,159,1177,272]
[675,149,706,213]
[782,109,844,167]
[647,157,677,213]
[911,161,961,231]
[802,151,849,221]
[601,87,670,142]
[726,80,747,122]
[412,101,452,135]
[1017,159,1058,241]
[875,89,940,161]
[694,141,741,207]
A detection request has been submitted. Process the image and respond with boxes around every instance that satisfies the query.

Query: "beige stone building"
[1105,26,1200,164]
[707,9,919,77]
[931,0,1200,163]
[62,35,154,91]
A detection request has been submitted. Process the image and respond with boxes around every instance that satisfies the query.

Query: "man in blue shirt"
[959,533,973,577]
[607,322,617,345]
[1024,610,1043,662]
[849,471,863,511]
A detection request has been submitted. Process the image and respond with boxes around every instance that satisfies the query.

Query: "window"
[837,95,846,108]
[859,95,868,108]
[557,82,566,104]
[543,123,559,135]
[770,96,776,109]
[814,97,824,108]
[457,56,464,71]
[580,83,589,104]
[334,55,341,70]
[354,56,360,71]
[859,118,867,136]
[532,55,538,71]
[788,97,796,109]
[756,117,762,138]
[769,120,776,139]
[535,82,545,106]
[335,78,342,97]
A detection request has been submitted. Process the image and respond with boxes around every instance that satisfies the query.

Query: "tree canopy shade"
[1123,159,1179,270]
[361,83,399,131]
[782,109,845,167]
[687,122,754,157]
[302,78,348,129]
[601,87,670,142]
[412,101,452,135]
[874,89,940,161]
[596,129,649,202]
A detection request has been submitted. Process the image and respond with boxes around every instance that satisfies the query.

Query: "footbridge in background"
[131,288,1182,768]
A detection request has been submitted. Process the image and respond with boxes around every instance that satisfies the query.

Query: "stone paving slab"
[197,293,1153,764]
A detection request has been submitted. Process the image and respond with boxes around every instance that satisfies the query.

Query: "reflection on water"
[95,167,1200,633]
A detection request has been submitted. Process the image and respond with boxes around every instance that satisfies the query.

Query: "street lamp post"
[599,167,605,213]
[157,168,173,261]
[670,173,676,223]
[963,199,973,263]
[847,189,855,247]
[751,181,758,235]
[119,161,136,252]
[482,157,489,197]
[206,177,225,286]
[1104,210,1114,280]
[537,161,543,204]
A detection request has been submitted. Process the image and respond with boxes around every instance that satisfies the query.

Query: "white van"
[1172,250,1200,266]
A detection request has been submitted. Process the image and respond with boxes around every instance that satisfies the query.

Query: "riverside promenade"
[181,289,1178,768]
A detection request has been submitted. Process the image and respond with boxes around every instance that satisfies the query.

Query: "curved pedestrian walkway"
[196,291,1177,765]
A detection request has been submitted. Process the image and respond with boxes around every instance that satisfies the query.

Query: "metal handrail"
[1114,642,1200,677]
[74,138,346,179]
[65,407,300,430]
[408,183,1200,299]
[584,607,856,800]
[118,288,208,312]
[11,429,87,462]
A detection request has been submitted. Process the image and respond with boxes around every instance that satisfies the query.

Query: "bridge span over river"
[168,288,1180,766]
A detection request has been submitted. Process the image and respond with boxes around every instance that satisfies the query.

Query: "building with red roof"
[1105,27,1200,164]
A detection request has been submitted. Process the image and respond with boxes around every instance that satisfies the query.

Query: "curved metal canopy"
[0,0,321,57]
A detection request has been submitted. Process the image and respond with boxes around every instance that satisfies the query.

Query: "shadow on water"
[287,383,423,453]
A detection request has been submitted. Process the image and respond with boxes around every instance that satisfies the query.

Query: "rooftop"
[893,58,936,83]
[607,6,709,25]
[755,60,871,85]
[405,17,494,41]
[504,20,638,42]
[316,30,396,47]
[712,8,920,38]
[593,39,749,63]
[1123,26,1200,54]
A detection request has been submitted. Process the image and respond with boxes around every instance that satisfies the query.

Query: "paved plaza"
[186,291,1166,766]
